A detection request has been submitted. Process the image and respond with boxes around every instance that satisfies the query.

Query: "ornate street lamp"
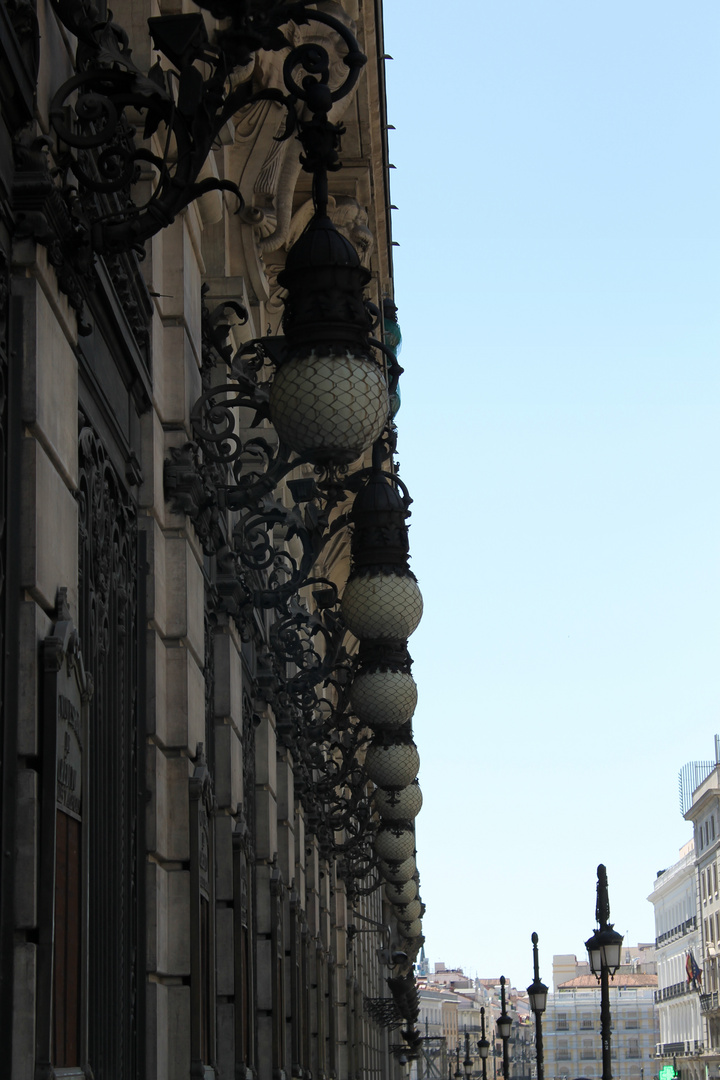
[527,933,548,1080]
[584,864,624,1080]
[477,1006,490,1080]
[496,976,512,1080]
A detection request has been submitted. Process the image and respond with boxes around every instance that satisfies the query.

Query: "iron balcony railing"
[656,1041,703,1056]
[655,916,698,948]
[655,980,700,1003]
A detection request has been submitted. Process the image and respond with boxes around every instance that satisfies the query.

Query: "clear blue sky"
[382,0,720,989]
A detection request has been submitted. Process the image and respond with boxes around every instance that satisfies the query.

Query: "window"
[580,1015,594,1029]
[581,1039,596,1061]
[714,863,718,895]
[190,752,216,1071]
[78,425,141,1079]
[713,816,716,841]
[627,1039,640,1059]
[556,1014,568,1031]
[625,1012,638,1030]
[37,594,92,1074]
[557,1040,570,1062]
[52,734,83,1065]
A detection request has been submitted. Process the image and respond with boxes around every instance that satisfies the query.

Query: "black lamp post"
[496,976,513,1080]
[526,933,548,1080]
[455,1044,463,1080]
[477,1006,490,1080]
[464,1030,474,1080]
[585,864,624,1080]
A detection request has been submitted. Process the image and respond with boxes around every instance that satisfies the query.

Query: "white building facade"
[648,839,704,1080]
[543,976,658,1080]
[684,760,720,1077]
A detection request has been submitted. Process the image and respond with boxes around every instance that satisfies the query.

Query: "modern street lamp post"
[585,864,624,1080]
[527,932,548,1080]
[477,1006,490,1080]
[496,976,513,1080]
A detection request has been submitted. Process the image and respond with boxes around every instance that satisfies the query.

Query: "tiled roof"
[558,972,657,989]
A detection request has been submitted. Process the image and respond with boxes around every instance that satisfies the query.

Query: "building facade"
[649,840,704,1080]
[683,753,720,1078]
[0,0,426,1077]
[543,972,658,1080]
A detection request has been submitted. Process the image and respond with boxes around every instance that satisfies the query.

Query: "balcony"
[655,916,698,949]
[655,981,699,1003]
[701,992,720,1014]
[656,1041,705,1056]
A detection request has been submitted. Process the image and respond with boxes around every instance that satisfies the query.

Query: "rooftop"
[558,972,657,989]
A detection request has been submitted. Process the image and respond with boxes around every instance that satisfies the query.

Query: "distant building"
[432,962,475,990]
[414,982,460,1080]
[419,967,537,1080]
[552,949,656,991]
[543,960,658,1080]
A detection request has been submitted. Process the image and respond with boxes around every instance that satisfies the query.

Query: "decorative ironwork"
[167,258,410,944]
[40,0,366,254]
[165,293,398,633]
[364,996,404,1030]
[77,419,140,1079]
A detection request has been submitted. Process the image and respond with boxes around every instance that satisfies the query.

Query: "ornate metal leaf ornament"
[42,0,365,256]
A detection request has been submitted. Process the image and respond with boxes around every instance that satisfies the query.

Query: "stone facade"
[0,0,424,1077]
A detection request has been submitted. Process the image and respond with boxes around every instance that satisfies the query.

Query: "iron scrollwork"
[165,295,396,629]
[166,298,396,885]
[37,0,366,256]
